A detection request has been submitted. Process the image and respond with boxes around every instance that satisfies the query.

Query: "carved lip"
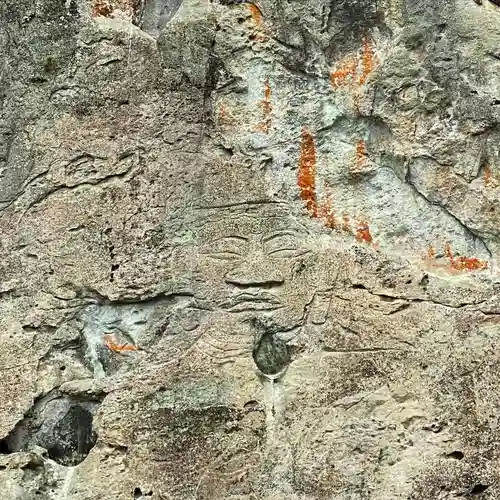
[224,293,283,312]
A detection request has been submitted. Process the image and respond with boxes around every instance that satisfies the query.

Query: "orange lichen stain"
[104,334,138,353]
[218,103,236,126]
[248,33,269,43]
[91,0,137,19]
[256,78,272,133]
[249,33,268,43]
[219,104,227,123]
[330,56,358,88]
[352,139,368,174]
[324,212,337,230]
[484,165,493,185]
[330,37,377,90]
[427,246,436,259]
[296,128,376,246]
[444,243,453,262]
[444,243,488,272]
[342,214,351,233]
[352,90,362,115]
[248,3,263,25]
[358,38,375,85]
[355,221,373,244]
[317,198,337,229]
[483,164,498,188]
[298,129,318,217]
[92,1,113,16]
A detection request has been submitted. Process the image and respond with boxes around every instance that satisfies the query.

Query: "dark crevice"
[387,302,411,315]
[0,391,103,466]
[216,0,252,4]
[45,406,95,465]
[470,484,489,495]
[0,439,10,453]
[340,287,486,310]
[376,294,397,302]
[224,280,284,289]
[103,226,118,283]
[110,263,120,282]
[133,486,154,498]
[196,200,288,210]
[322,346,406,353]
[252,330,290,376]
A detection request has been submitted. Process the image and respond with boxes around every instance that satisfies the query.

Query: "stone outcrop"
[2,0,500,498]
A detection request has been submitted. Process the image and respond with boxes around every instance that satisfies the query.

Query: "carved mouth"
[223,293,283,312]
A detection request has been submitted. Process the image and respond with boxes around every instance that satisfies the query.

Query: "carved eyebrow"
[262,231,300,243]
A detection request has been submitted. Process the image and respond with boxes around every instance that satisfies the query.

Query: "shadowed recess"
[138,0,184,37]
[252,332,291,375]
[0,394,101,466]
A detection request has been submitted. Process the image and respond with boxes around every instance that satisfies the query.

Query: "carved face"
[195,207,331,330]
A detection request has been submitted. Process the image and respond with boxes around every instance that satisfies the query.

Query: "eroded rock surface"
[3,0,500,498]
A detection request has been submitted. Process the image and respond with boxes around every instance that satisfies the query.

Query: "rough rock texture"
[3,0,500,498]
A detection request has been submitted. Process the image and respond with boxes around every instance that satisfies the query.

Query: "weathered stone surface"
[3,0,500,498]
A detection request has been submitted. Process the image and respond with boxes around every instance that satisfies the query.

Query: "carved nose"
[224,260,285,288]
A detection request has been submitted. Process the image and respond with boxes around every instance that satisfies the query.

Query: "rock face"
[3,0,500,498]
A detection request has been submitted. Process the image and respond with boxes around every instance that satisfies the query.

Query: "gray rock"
[3,0,500,498]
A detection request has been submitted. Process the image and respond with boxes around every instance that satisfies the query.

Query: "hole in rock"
[252,332,290,375]
[352,283,367,290]
[445,451,464,460]
[420,274,429,288]
[0,393,102,466]
[134,487,145,498]
[0,439,11,454]
[243,400,260,411]
[45,406,97,466]
[470,484,489,495]
[110,263,120,282]
[133,488,154,498]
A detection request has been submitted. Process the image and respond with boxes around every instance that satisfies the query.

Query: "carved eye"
[206,251,242,261]
[267,248,311,258]
[263,232,308,258]
[202,236,247,261]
